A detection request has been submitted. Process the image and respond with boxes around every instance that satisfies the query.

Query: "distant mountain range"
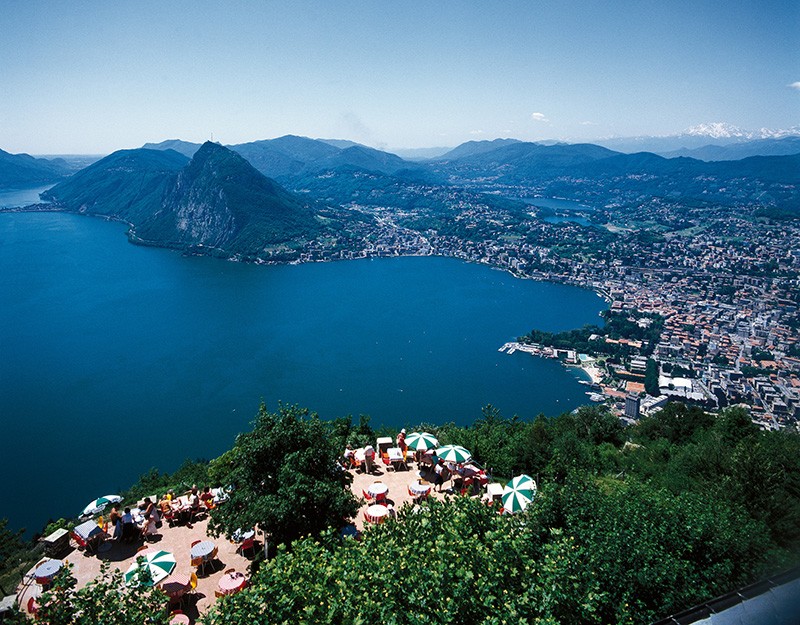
[7,126,798,260]
[593,123,800,156]
[143,135,413,179]
[0,149,72,188]
[43,142,325,257]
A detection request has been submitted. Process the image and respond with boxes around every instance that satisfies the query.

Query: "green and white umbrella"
[435,445,472,464]
[124,550,176,586]
[81,495,122,517]
[406,432,439,451]
[507,474,537,500]
[502,475,537,514]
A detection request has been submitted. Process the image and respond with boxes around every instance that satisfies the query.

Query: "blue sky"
[0,0,797,153]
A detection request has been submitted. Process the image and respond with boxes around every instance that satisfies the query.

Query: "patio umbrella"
[124,550,176,586]
[435,445,472,464]
[507,474,537,499]
[81,495,122,517]
[501,478,536,514]
[405,432,439,451]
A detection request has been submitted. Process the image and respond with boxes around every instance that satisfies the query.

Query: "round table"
[367,482,389,498]
[34,559,62,583]
[218,571,247,595]
[190,541,216,560]
[354,448,366,462]
[364,504,389,524]
[169,614,190,625]
[160,573,191,599]
[409,481,432,497]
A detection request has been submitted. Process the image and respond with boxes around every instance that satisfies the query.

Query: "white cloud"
[530,112,549,122]
[469,129,485,135]
[789,81,800,90]
[580,120,598,126]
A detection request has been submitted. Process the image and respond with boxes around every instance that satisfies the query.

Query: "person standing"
[364,445,376,474]
[396,429,407,461]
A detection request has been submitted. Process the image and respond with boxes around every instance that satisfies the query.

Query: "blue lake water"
[0,211,606,534]
[0,184,53,208]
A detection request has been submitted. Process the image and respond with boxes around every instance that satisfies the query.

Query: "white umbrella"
[124,550,176,586]
[405,432,439,451]
[81,495,122,517]
[435,445,472,463]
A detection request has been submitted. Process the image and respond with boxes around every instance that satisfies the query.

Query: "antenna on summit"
[210,131,215,143]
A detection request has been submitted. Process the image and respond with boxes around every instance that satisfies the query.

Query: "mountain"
[432,141,620,182]
[231,135,411,178]
[437,138,522,161]
[44,142,323,256]
[660,136,800,161]
[40,148,189,220]
[594,123,800,155]
[0,148,72,188]
[317,139,366,150]
[141,139,202,158]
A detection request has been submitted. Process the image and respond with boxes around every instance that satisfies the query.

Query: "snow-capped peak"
[684,123,800,140]
[685,122,748,139]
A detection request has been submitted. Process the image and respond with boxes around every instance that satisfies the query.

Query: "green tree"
[32,562,168,625]
[207,403,359,546]
[644,358,659,396]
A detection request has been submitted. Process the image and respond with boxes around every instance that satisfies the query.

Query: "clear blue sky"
[1,0,797,154]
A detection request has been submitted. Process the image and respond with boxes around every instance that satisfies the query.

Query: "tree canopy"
[207,403,359,546]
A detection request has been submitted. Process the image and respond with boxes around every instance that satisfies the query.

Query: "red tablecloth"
[160,573,190,598]
[218,571,247,595]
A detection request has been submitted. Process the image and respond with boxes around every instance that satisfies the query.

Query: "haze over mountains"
[3,124,799,259]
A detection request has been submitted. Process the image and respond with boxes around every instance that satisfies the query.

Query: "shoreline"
[0,204,615,307]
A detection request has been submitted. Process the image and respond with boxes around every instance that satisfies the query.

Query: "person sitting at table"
[166,488,175,502]
[141,497,159,539]
[200,486,214,510]
[342,444,355,469]
[121,507,137,543]
[109,503,123,540]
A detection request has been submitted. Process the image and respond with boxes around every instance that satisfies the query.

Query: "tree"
[644,358,659,396]
[31,562,168,625]
[207,403,359,546]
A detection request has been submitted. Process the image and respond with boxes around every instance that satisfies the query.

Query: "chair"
[137,545,149,553]
[238,537,256,558]
[27,597,38,616]
[70,531,87,550]
[361,489,374,503]
[190,540,201,547]
[215,590,226,598]
[162,507,175,527]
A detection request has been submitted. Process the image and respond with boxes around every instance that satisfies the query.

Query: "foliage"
[644,358,659,396]
[120,459,211,505]
[205,477,775,625]
[207,403,359,546]
[30,562,169,625]
[520,309,664,357]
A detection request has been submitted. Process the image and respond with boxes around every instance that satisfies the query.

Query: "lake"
[0,211,606,534]
[0,184,53,208]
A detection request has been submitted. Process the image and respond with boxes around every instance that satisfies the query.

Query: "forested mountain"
[0,148,71,188]
[43,142,324,256]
